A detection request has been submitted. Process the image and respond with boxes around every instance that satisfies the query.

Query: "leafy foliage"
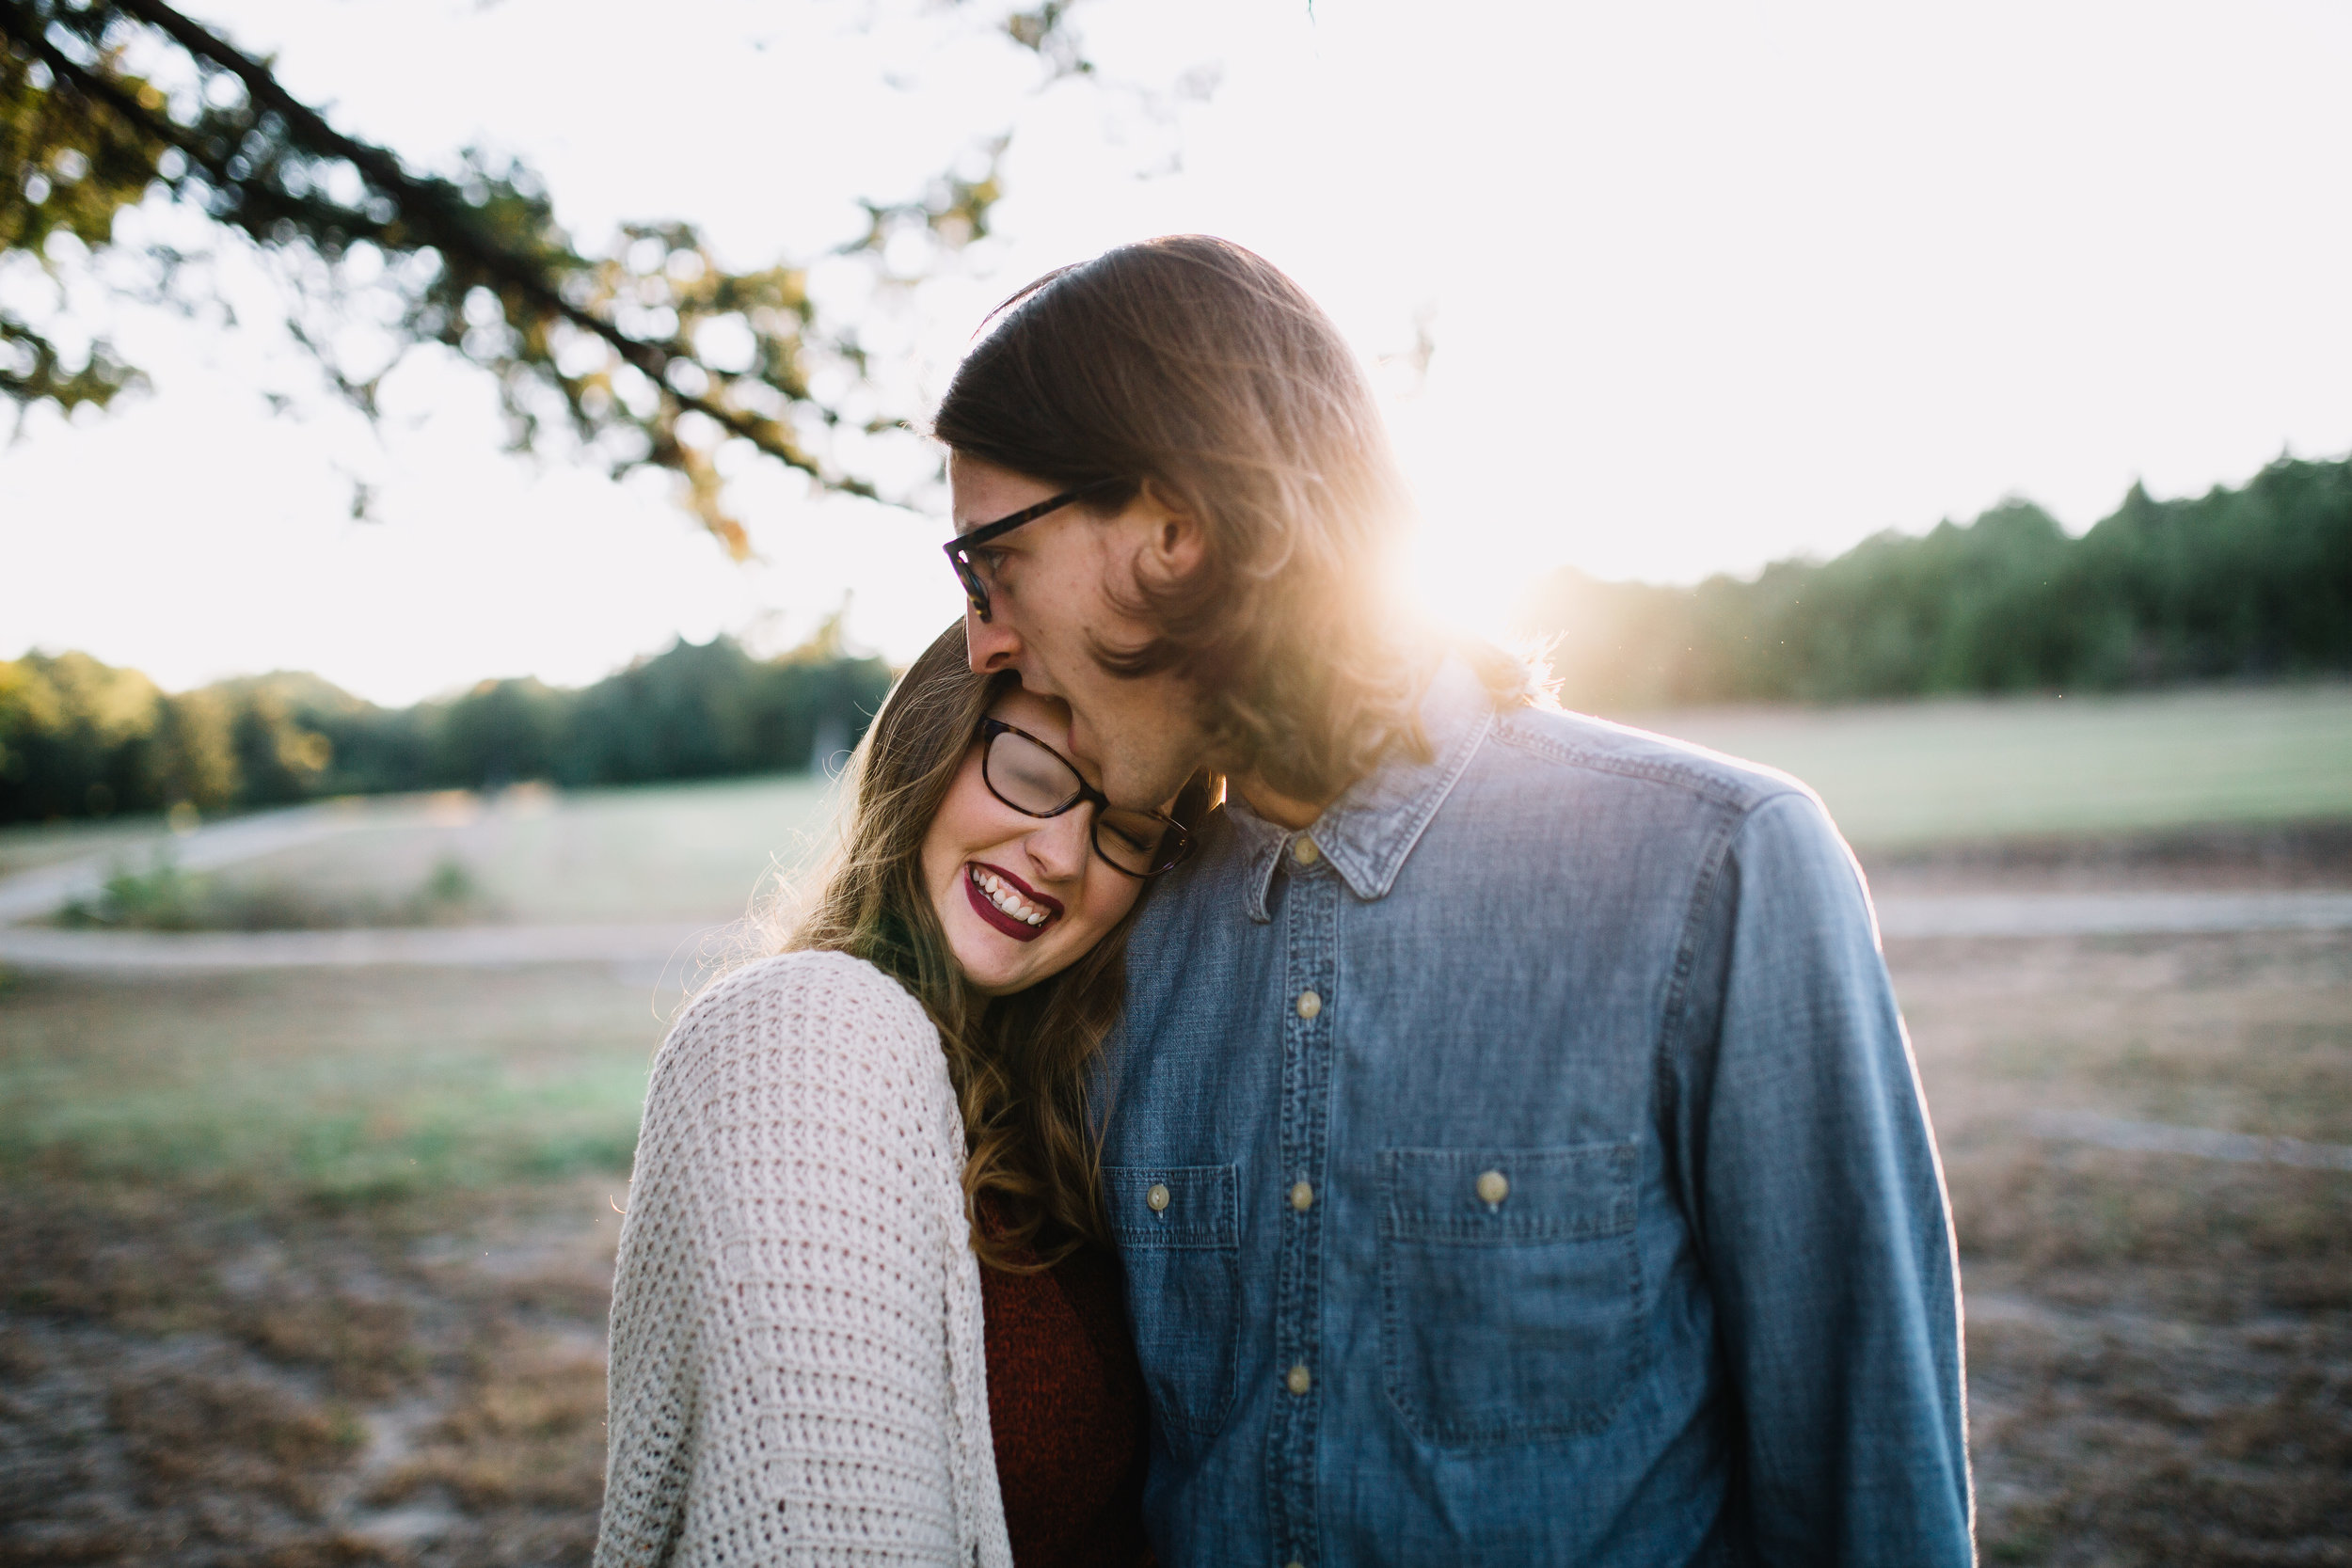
[0,0,1069,550]
[1519,456,2352,710]
[0,629,895,823]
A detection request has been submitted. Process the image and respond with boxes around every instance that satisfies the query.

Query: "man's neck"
[1230,772,1338,832]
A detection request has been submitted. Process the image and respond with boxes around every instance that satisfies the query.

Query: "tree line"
[1518,454,2352,711]
[0,629,894,824]
[9,454,2347,825]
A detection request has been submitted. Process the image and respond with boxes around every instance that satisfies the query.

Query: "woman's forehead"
[990,686,1079,754]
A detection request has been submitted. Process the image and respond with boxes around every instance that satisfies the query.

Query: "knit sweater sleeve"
[596,949,1009,1567]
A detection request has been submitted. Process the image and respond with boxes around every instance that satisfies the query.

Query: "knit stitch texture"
[596,948,1011,1567]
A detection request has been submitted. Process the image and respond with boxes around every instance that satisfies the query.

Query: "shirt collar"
[1226,656,1495,922]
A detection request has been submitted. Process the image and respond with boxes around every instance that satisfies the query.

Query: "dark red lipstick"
[963,862,1063,943]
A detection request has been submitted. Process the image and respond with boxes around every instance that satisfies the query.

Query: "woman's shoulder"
[648,948,945,1117]
[688,946,930,1029]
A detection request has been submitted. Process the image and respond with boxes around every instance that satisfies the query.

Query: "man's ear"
[1135,478,1207,587]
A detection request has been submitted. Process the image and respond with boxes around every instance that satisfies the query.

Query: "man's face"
[948,451,1210,810]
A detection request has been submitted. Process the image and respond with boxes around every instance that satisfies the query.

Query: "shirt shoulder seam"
[1488,715,1812,818]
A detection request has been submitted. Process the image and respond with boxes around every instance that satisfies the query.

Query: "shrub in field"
[56,849,489,929]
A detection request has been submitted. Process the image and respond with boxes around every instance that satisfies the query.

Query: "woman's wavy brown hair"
[777,620,1208,1272]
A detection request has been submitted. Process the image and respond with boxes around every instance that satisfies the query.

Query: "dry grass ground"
[0,966,661,1566]
[2,851,2347,1564]
[1897,926,2352,1566]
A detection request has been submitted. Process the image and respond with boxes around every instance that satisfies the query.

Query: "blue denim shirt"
[1104,658,1973,1566]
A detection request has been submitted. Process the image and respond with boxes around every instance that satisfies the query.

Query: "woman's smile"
[964,861,1065,942]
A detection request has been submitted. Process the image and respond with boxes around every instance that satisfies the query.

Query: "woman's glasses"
[977,717,1193,878]
[943,477,1127,623]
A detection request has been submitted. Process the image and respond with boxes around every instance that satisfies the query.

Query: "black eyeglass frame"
[976,716,1194,879]
[943,477,1128,623]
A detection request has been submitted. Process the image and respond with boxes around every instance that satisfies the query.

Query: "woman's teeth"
[970,865,1050,927]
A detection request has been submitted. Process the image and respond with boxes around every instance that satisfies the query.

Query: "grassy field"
[15,774,842,930]
[1631,681,2352,848]
[9,683,2347,932]
[0,966,668,1203]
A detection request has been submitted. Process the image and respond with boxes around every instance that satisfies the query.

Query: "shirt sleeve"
[1673,789,1975,1565]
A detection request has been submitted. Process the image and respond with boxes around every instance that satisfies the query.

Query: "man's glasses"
[977,717,1193,878]
[943,478,1126,624]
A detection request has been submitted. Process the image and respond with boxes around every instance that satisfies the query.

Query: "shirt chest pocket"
[1104,1164,1240,1456]
[1379,1141,1647,1448]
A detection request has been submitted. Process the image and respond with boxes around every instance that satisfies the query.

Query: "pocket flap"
[1104,1164,1237,1249]
[1381,1142,1636,1243]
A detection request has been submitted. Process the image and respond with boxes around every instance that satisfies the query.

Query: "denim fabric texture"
[1105,657,1974,1567]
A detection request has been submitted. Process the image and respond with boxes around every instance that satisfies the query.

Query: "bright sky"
[5,0,2349,705]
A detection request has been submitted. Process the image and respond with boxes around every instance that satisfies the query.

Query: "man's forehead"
[948,453,1060,532]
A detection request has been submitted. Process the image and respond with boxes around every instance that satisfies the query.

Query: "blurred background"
[3,1,2348,1563]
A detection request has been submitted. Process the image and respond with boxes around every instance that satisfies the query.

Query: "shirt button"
[1290,1180,1314,1212]
[1292,835,1320,866]
[1285,1363,1311,1396]
[1147,1182,1171,1212]
[1295,990,1322,1020]
[1476,1169,1510,1206]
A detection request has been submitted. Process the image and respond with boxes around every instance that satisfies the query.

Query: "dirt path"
[6,894,2351,972]
[1874,889,2352,938]
[0,921,728,971]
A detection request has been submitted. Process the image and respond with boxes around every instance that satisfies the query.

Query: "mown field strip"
[0,795,466,923]
[1633,682,2352,847]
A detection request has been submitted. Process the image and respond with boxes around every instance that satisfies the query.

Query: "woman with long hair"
[596,622,1206,1568]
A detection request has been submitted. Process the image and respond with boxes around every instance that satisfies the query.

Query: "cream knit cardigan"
[595,948,1013,1567]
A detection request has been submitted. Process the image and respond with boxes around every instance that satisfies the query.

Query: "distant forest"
[1518,454,2352,711]
[0,628,893,826]
[8,455,2349,826]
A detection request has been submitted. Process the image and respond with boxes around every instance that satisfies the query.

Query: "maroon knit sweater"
[977,1206,1154,1568]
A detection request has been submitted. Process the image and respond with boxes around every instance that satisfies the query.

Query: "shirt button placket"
[1270,847,1334,1568]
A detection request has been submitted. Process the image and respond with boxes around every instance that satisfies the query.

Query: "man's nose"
[1023,805,1090,881]
[965,601,1021,673]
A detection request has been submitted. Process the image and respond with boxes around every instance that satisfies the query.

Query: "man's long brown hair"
[778,621,1202,1271]
[933,235,1465,803]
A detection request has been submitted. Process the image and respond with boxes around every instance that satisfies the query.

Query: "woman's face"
[920,686,1149,996]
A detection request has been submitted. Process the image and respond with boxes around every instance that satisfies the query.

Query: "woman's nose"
[1022,805,1091,882]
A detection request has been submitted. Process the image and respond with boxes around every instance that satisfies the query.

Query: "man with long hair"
[934,235,1973,1565]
